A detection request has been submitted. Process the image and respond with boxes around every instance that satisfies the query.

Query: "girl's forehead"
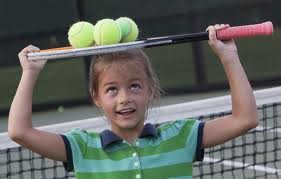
[106,61,143,72]
[100,62,148,81]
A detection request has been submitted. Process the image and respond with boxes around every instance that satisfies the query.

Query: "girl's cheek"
[103,96,116,105]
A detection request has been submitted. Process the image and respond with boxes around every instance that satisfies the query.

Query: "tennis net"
[1,86,281,178]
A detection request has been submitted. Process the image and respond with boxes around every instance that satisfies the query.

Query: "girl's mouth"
[116,108,136,116]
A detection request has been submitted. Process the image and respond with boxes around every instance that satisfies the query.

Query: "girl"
[8,24,258,178]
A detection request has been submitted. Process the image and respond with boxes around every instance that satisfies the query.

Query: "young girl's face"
[93,62,151,134]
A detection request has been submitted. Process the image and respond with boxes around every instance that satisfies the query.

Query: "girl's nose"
[118,89,132,105]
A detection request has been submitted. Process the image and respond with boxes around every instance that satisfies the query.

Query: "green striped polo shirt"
[61,119,204,179]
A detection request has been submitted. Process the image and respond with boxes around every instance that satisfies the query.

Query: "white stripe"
[203,157,281,175]
[255,125,281,133]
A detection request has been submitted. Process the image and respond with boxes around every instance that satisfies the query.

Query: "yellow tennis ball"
[57,106,64,113]
[93,19,122,45]
[68,21,95,48]
[116,17,139,42]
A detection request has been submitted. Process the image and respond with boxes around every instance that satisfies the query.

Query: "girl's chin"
[116,120,143,130]
[119,122,140,129]
[111,116,145,130]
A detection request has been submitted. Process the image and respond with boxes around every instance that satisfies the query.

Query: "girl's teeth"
[118,109,135,114]
[121,109,132,113]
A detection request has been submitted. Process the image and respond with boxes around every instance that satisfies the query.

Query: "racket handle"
[217,21,273,40]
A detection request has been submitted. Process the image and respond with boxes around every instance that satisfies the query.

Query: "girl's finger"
[206,25,214,32]
[208,26,217,42]
[18,45,40,59]
[214,24,220,29]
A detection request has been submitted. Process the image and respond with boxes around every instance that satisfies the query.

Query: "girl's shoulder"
[155,118,200,134]
[64,128,101,139]
[156,118,199,128]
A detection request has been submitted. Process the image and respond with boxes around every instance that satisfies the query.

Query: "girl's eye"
[131,84,141,90]
[106,87,117,94]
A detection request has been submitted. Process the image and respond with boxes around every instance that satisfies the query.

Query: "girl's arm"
[202,25,258,148]
[8,45,67,161]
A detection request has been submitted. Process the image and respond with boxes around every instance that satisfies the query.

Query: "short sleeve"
[181,119,205,162]
[161,119,205,162]
[60,128,89,172]
[60,134,73,171]
[195,121,205,161]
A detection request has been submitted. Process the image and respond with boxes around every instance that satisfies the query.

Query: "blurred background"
[0,0,280,124]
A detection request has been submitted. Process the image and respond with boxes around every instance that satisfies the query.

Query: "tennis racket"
[28,21,273,60]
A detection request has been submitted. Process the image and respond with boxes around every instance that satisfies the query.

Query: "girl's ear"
[90,90,101,107]
[94,97,101,107]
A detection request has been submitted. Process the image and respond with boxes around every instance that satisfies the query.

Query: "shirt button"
[136,174,141,179]
[134,162,139,167]
[132,152,137,157]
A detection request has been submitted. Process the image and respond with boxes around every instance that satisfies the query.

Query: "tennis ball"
[93,19,122,45]
[57,106,64,113]
[68,21,95,48]
[116,17,139,42]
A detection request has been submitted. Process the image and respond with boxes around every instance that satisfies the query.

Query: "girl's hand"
[207,24,238,63]
[18,45,47,74]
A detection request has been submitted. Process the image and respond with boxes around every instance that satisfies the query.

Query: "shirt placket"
[133,139,142,179]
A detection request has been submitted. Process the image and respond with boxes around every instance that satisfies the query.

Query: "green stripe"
[142,162,193,178]
[75,162,193,179]
[88,132,100,138]
[75,169,138,179]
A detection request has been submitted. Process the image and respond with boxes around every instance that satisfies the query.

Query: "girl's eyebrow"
[129,78,141,82]
[102,78,143,87]
[103,82,116,87]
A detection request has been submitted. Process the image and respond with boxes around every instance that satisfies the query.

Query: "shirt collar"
[100,123,157,149]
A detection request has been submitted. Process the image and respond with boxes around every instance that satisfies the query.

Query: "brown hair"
[89,49,162,104]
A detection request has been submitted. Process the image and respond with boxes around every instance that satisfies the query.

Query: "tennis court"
[1,86,280,178]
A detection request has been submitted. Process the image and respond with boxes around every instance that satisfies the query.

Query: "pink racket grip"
[217,21,273,40]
